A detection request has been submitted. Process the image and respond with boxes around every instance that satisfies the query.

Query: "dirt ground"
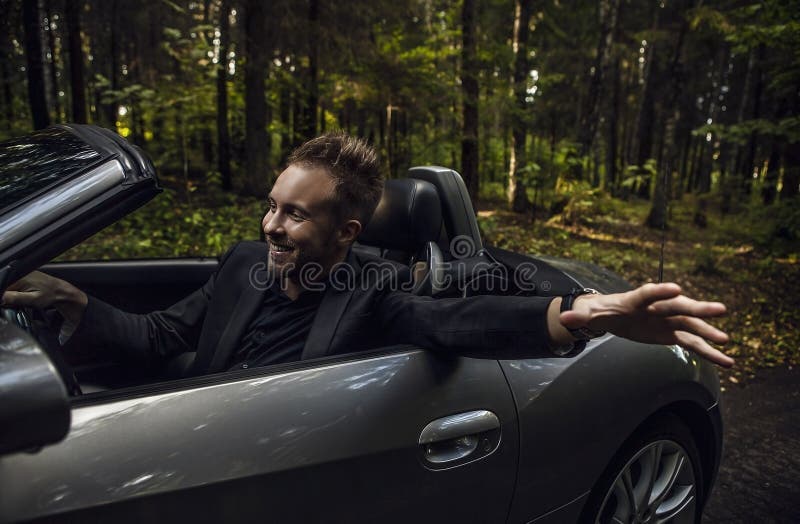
[702,365,800,523]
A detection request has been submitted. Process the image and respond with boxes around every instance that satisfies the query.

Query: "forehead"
[271,164,335,212]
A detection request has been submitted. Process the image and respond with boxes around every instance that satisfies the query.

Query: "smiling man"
[2,132,734,375]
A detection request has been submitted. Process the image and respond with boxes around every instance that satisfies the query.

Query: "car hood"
[534,255,634,294]
[0,125,160,290]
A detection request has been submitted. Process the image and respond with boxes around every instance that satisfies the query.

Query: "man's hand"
[1,271,88,327]
[558,282,733,368]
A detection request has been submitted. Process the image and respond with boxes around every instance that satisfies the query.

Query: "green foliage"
[59,190,264,260]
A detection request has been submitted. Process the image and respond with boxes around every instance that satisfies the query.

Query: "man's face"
[262,164,343,281]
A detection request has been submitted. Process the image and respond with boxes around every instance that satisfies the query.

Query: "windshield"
[0,127,102,215]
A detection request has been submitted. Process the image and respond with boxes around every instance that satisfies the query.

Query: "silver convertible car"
[0,125,721,523]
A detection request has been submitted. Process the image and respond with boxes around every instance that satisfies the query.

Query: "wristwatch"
[561,287,607,340]
[550,287,606,356]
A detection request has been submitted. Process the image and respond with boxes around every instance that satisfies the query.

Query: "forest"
[1,0,798,379]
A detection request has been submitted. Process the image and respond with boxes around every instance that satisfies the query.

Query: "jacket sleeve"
[373,290,561,359]
[67,245,237,367]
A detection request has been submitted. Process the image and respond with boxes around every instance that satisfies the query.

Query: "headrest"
[358,178,442,252]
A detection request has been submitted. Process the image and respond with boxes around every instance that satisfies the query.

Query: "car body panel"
[500,255,721,522]
[0,349,519,523]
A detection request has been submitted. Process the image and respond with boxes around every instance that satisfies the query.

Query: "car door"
[0,348,519,523]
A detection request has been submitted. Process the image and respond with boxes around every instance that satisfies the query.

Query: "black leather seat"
[356,178,444,295]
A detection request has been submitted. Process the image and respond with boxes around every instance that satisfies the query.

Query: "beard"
[266,234,338,290]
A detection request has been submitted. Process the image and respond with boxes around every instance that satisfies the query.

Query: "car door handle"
[419,410,501,468]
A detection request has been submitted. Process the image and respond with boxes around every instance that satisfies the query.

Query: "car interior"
[11,145,578,397]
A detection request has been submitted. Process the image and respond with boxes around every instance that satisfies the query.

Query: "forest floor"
[476,193,800,387]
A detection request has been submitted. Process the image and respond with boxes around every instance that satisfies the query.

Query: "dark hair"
[287,131,383,227]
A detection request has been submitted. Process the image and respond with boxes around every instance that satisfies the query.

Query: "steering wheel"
[0,307,82,396]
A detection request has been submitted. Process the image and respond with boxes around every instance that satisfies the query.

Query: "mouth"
[268,240,294,253]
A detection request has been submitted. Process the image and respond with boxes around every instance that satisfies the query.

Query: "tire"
[579,413,705,524]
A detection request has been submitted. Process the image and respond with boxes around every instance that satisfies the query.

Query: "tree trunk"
[299,0,319,141]
[605,56,620,192]
[578,0,620,157]
[65,0,86,123]
[44,0,61,121]
[105,0,119,128]
[781,142,800,201]
[647,6,690,228]
[507,0,533,213]
[244,0,269,193]
[217,0,232,190]
[22,0,50,129]
[460,0,479,203]
[762,142,780,205]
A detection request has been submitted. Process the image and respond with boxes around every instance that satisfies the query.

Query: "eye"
[289,211,305,221]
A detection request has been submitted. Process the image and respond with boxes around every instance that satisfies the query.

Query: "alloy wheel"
[595,439,697,524]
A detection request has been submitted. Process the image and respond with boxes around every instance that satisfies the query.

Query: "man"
[1,132,734,375]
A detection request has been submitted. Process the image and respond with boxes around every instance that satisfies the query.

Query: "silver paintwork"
[0,350,519,523]
[0,319,70,455]
[0,160,124,249]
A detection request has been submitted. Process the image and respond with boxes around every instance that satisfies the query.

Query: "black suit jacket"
[72,242,559,374]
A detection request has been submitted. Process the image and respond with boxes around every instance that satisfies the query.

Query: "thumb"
[1,290,37,308]
[559,310,590,329]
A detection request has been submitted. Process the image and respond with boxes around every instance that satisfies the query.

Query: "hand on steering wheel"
[0,306,82,396]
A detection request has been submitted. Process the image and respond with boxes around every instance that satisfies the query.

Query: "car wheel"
[580,413,704,524]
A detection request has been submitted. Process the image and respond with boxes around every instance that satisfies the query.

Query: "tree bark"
[299,0,319,141]
[507,0,533,213]
[44,0,61,121]
[65,0,86,123]
[461,0,479,203]
[578,0,620,157]
[762,142,780,205]
[217,0,232,190]
[605,56,620,192]
[244,0,269,193]
[647,6,690,228]
[781,142,800,200]
[22,0,50,129]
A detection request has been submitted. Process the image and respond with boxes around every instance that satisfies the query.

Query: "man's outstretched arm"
[547,282,733,367]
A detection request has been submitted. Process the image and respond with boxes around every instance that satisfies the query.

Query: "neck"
[282,248,350,301]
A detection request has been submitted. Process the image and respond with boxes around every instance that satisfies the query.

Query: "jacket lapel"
[205,268,268,373]
[301,253,360,360]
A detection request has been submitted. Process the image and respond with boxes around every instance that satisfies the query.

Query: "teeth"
[270,242,292,252]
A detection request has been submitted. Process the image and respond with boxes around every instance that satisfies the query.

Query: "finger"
[559,309,591,329]
[666,315,730,345]
[1,290,40,308]
[647,295,727,317]
[674,330,735,368]
[633,282,682,308]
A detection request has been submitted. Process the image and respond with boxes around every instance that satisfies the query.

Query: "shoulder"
[349,249,413,289]
[218,241,268,272]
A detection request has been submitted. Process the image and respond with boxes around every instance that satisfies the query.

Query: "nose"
[262,210,285,237]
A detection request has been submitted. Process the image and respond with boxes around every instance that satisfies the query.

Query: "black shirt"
[227,282,325,370]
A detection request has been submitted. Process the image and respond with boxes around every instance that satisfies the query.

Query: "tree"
[22,0,50,129]
[217,0,232,190]
[243,0,269,193]
[507,0,533,213]
[577,0,620,158]
[65,0,86,123]
[461,0,479,202]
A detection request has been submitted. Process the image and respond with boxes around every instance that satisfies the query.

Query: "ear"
[336,219,362,246]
